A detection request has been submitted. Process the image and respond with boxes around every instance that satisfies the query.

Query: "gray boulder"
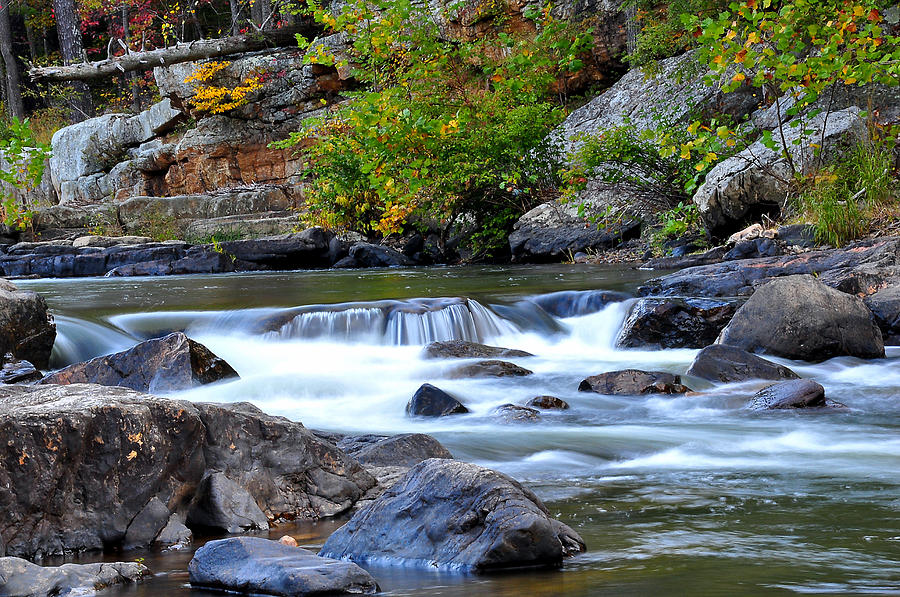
[41,332,238,393]
[579,369,690,395]
[748,379,836,410]
[186,472,269,534]
[0,279,55,369]
[864,285,900,344]
[335,433,453,468]
[717,275,884,361]
[493,404,540,423]
[694,108,867,235]
[447,360,533,378]
[189,537,377,596]
[0,558,147,597]
[319,459,585,571]
[423,340,532,359]
[686,345,799,383]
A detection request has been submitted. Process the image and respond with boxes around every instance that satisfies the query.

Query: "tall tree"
[0,0,25,119]
[52,0,93,120]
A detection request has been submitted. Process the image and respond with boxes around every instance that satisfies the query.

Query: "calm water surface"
[18,264,900,596]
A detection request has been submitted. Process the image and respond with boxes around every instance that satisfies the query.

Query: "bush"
[275,0,591,256]
[0,117,51,230]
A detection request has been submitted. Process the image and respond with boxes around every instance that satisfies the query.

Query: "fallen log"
[28,31,303,83]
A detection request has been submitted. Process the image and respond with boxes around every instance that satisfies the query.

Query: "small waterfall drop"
[51,315,140,367]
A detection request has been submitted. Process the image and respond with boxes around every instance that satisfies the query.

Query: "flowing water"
[18,265,900,596]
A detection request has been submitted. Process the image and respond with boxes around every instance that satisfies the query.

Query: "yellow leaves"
[680,144,692,160]
[747,32,760,44]
[440,119,460,135]
[726,29,737,41]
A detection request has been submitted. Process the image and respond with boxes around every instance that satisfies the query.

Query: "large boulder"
[686,345,799,383]
[616,297,741,349]
[864,285,900,344]
[0,279,55,369]
[508,203,639,263]
[694,108,867,236]
[319,459,585,571]
[578,369,690,395]
[638,237,900,298]
[41,332,238,393]
[747,379,833,410]
[0,558,148,597]
[423,340,532,359]
[0,384,375,559]
[189,537,377,596]
[717,275,884,361]
[406,383,469,417]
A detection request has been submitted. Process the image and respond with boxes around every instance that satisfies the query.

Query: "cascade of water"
[51,315,140,367]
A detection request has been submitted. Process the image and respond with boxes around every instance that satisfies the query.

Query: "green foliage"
[684,0,900,177]
[135,208,179,241]
[0,118,51,230]
[565,112,741,214]
[797,130,896,245]
[657,201,702,240]
[625,0,729,66]
[277,0,591,255]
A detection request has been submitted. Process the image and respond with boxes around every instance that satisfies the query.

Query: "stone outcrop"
[717,275,884,361]
[616,297,741,349]
[0,384,374,559]
[189,537,378,596]
[638,237,900,298]
[685,345,799,384]
[447,359,534,378]
[578,369,690,395]
[423,340,533,359]
[0,558,148,597]
[319,458,585,571]
[0,279,56,369]
[41,332,238,393]
[693,108,867,235]
[333,433,454,468]
[864,285,900,344]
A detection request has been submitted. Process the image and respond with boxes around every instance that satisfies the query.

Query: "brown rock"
[578,369,690,395]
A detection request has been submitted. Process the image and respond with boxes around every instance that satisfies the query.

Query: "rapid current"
[19,265,900,596]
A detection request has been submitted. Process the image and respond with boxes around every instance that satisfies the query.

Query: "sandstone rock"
[189,537,378,595]
[616,297,741,349]
[638,237,900,298]
[525,395,570,410]
[579,369,690,395]
[447,359,534,378]
[335,433,453,468]
[183,212,299,240]
[508,202,639,263]
[219,228,335,269]
[49,113,133,191]
[0,279,55,369]
[186,472,269,534]
[694,108,867,235]
[748,379,835,410]
[319,459,585,571]
[685,345,799,383]
[406,383,469,417]
[717,275,884,361]
[72,235,153,248]
[41,332,238,393]
[493,403,540,423]
[0,384,375,559]
[0,558,148,597]
[423,340,533,359]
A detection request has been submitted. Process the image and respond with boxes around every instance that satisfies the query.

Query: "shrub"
[0,118,51,230]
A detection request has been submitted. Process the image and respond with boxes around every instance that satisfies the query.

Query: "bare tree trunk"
[25,21,37,61]
[121,3,142,112]
[229,0,242,35]
[0,1,25,119]
[52,0,94,121]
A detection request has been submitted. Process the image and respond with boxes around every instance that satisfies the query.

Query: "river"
[18,265,900,596]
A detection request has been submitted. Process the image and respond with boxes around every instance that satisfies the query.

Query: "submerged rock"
[747,379,840,410]
[493,404,540,423]
[319,459,585,571]
[0,384,374,559]
[189,537,377,596]
[423,340,533,359]
[686,345,799,383]
[0,279,56,369]
[447,360,534,379]
[525,395,570,410]
[717,275,884,361]
[579,369,690,395]
[527,289,630,318]
[0,557,148,597]
[616,298,741,349]
[406,383,469,417]
[40,332,238,392]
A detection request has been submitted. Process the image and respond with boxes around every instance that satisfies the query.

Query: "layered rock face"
[0,384,374,560]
